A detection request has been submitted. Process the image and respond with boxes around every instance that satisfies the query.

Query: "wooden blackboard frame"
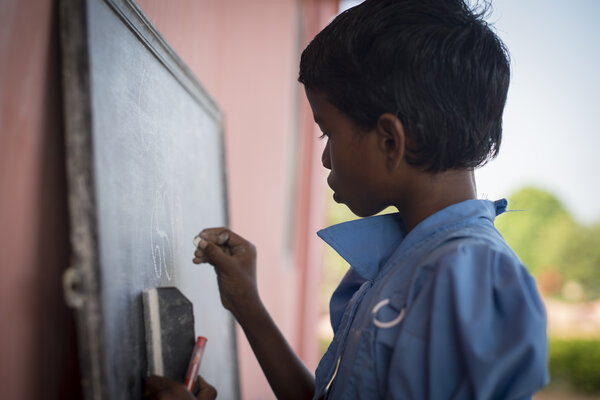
[59,0,235,399]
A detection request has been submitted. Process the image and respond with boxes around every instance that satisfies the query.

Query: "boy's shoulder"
[409,199,521,269]
[374,202,540,304]
[386,205,539,302]
[424,218,526,278]
[413,223,544,314]
[434,223,517,262]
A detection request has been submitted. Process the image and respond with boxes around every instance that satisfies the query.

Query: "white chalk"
[193,235,202,248]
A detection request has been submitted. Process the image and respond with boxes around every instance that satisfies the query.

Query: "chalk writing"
[150,188,176,280]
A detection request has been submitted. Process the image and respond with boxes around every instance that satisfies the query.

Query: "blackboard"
[59,0,239,399]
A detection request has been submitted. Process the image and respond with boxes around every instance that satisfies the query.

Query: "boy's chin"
[346,203,383,218]
[344,203,385,218]
[333,192,384,218]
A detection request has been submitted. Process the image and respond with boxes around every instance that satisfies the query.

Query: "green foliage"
[549,339,600,394]
[558,223,600,299]
[496,186,600,300]
[495,187,577,275]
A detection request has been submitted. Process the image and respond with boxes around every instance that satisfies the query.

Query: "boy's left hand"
[144,375,217,400]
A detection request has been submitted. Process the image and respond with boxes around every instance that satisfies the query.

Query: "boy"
[145,0,549,398]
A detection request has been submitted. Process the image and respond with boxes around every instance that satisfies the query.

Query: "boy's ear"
[375,113,406,170]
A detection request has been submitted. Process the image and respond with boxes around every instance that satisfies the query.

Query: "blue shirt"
[314,199,549,399]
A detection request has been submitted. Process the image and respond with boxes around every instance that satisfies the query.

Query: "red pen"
[184,336,207,391]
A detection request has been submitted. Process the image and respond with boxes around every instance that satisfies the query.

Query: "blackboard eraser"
[142,287,195,381]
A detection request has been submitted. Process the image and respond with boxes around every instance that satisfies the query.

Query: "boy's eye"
[318,132,328,140]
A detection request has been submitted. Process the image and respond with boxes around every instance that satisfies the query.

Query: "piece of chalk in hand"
[193,235,201,248]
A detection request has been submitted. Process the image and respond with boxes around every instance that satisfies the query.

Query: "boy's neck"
[394,169,477,232]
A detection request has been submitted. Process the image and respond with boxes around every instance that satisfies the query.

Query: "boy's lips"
[327,176,340,203]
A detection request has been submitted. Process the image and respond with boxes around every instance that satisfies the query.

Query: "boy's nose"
[321,141,331,170]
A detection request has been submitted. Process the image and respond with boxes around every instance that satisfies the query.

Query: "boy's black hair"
[299,0,510,172]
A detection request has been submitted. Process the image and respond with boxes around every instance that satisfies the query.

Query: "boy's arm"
[194,228,315,400]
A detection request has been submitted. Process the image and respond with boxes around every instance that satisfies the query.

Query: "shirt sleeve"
[387,241,549,399]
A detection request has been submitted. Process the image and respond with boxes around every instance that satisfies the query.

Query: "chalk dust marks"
[150,187,182,281]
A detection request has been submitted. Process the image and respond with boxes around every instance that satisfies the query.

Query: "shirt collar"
[317,199,507,281]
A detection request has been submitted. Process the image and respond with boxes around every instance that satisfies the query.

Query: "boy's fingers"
[144,376,193,400]
[196,376,218,400]
[196,228,228,245]
[198,228,248,248]
[201,229,254,258]
[201,240,233,270]
[145,375,171,394]
[193,242,235,265]
[194,249,208,259]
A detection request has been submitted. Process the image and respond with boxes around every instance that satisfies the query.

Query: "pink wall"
[0,0,336,398]
[137,0,336,398]
[293,0,340,364]
[0,0,80,399]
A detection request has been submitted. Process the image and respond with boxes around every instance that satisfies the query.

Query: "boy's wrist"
[231,295,268,328]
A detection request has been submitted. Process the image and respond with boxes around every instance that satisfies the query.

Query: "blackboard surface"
[59,0,239,399]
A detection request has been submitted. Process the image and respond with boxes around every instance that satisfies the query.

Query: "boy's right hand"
[194,229,315,400]
[193,228,259,320]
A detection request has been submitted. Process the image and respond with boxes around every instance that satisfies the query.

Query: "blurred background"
[1,0,598,399]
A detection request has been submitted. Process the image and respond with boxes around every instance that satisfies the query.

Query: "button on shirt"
[314,199,549,399]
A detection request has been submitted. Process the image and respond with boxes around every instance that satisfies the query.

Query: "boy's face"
[305,88,389,217]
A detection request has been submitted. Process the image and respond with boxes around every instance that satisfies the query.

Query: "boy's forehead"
[305,87,333,121]
[305,86,372,135]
